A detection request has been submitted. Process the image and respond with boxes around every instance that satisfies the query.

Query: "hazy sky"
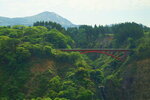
[0,0,150,26]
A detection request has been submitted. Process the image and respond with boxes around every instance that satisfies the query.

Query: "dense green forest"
[0,21,150,100]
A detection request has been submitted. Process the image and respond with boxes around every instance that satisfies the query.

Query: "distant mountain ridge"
[0,11,76,28]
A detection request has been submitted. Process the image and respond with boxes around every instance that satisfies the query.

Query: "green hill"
[0,22,150,100]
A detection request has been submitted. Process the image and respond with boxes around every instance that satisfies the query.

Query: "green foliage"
[76,87,94,100]
[54,98,69,100]
[0,36,20,68]
[12,25,27,29]
[135,34,150,59]
[49,76,62,92]
[67,25,105,48]
[33,21,65,33]
[90,69,104,84]
[44,29,69,48]
[31,97,52,100]
[0,22,149,100]
[16,47,31,62]
[113,22,144,47]
[0,25,76,99]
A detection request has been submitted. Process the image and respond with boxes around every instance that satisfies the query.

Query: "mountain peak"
[36,11,56,17]
[38,11,55,15]
[0,11,76,28]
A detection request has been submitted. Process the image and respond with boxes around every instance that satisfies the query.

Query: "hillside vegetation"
[0,22,150,100]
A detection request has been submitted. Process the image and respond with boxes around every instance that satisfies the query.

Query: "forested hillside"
[0,22,150,100]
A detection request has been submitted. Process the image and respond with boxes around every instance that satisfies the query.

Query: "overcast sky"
[0,0,150,26]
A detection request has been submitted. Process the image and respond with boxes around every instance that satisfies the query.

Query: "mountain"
[0,11,76,27]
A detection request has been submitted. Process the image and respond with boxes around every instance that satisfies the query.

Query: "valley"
[0,21,150,100]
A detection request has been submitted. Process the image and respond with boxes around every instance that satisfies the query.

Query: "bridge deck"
[59,49,130,52]
[58,49,130,61]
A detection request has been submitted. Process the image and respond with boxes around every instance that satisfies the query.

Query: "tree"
[16,47,31,62]
[44,29,69,48]
[0,36,20,68]
[76,87,94,100]
[113,22,144,46]
[33,21,65,33]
